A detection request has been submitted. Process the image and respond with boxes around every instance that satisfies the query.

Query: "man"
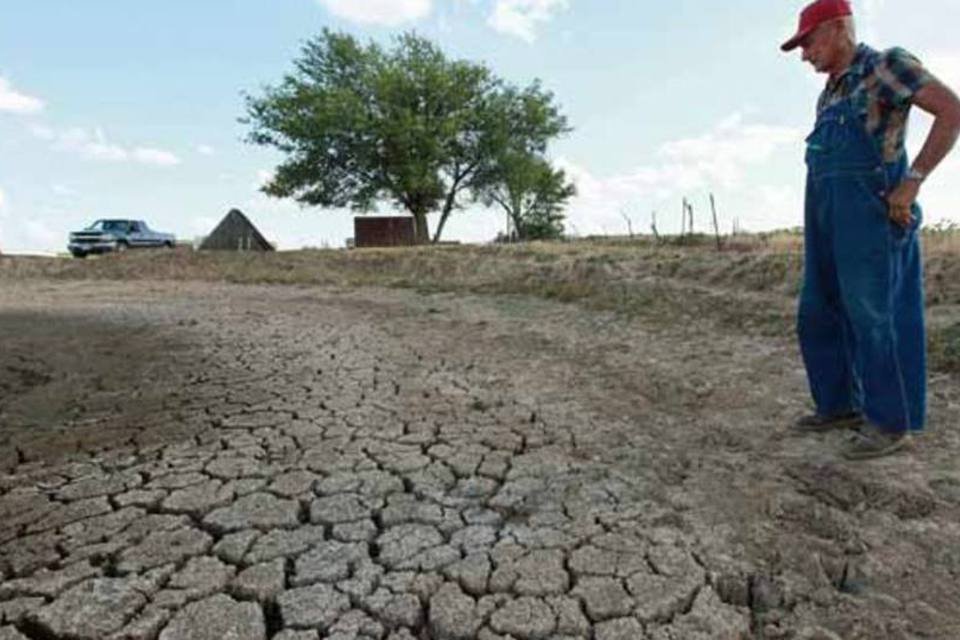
[782,0,960,459]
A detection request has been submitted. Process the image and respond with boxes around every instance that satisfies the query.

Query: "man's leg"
[832,182,913,456]
[797,180,861,422]
[891,205,927,433]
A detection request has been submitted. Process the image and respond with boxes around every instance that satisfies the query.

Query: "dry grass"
[3,229,960,371]
[0,236,802,290]
[4,230,960,303]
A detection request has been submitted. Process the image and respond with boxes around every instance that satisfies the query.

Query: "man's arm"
[910,81,960,176]
[888,79,960,226]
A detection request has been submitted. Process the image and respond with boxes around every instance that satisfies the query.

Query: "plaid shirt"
[818,44,934,162]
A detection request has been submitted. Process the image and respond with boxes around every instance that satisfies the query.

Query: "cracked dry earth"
[1,280,960,640]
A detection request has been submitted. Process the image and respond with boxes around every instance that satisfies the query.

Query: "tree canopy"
[244,30,572,244]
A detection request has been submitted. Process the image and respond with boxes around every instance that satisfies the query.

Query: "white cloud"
[656,114,802,189]
[317,0,432,26]
[58,127,128,161]
[556,113,805,236]
[196,144,215,156]
[0,186,6,210]
[488,0,568,43]
[0,77,44,114]
[32,126,181,167]
[133,148,181,166]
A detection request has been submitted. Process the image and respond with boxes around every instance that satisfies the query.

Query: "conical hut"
[199,209,274,251]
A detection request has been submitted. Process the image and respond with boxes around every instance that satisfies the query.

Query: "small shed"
[354,217,416,248]
[199,209,274,252]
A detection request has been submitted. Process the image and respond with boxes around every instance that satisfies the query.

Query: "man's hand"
[887,178,920,227]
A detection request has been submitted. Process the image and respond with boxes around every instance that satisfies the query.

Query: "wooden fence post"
[710,193,722,252]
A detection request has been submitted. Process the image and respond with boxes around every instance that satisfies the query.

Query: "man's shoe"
[793,411,864,433]
[841,426,913,460]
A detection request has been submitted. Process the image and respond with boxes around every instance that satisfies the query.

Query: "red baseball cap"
[781,0,853,52]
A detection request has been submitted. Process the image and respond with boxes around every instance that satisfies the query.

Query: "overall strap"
[807,94,886,174]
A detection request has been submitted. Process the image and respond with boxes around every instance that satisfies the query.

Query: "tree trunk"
[412,210,430,244]
[432,198,455,244]
[510,195,525,241]
[510,209,524,241]
[432,171,469,243]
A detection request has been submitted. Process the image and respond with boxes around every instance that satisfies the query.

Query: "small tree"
[433,82,568,242]
[481,153,575,241]
[477,81,573,242]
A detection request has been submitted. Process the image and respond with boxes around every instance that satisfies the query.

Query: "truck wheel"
[164,241,175,249]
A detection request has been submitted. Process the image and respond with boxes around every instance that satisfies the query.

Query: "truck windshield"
[88,220,132,232]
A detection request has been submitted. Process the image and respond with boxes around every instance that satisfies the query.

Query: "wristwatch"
[905,167,926,183]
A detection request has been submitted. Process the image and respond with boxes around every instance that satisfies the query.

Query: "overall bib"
[798,95,926,433]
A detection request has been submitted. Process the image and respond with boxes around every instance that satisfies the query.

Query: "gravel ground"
[1,279,959,640]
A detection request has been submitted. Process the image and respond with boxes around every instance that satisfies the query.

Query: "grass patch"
[930,322,960,373]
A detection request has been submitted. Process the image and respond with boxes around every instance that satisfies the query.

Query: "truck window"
[98,220,129,233]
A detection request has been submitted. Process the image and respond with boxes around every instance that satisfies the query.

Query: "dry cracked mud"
[1,279,959,640]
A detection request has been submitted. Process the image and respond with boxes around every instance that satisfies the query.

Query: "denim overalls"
[798,94,926,433]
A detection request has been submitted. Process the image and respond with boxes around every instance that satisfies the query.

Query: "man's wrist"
[905,167,927,183]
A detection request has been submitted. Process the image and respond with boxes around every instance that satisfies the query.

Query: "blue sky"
[1,0,959,253]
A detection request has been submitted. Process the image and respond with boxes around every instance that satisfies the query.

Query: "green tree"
[433,81,570,242]
[478,82,574,241]
[243,30,570,244]
[482,153,576,241]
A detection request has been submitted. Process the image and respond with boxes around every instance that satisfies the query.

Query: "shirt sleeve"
[876,47,935,107]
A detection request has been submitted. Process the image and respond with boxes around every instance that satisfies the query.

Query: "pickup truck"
[68,219,176,258]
